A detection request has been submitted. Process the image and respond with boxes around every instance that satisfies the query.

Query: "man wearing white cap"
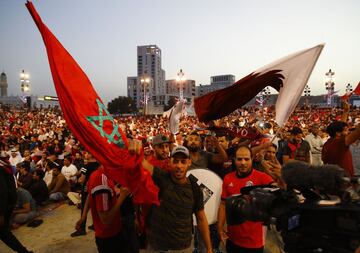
[139,144,212,253]
[9,149,23,174]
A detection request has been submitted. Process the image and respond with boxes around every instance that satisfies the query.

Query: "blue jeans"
[12,211,37,225]
[193,223,221,253]
[49,192,67,201]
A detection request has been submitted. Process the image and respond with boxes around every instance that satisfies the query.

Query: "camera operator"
[217,145,274,253]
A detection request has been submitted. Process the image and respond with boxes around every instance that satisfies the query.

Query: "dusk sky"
[1,0,359,103]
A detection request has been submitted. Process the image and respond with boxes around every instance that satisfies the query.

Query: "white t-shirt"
[44,170,53,186]
[61,164,78,182]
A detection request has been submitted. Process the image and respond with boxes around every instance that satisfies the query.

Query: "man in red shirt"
[75,167,130,253]
[217,145,273,253]
[322,120,360,177]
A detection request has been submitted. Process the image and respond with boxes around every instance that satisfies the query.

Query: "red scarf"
[287,141,300,158]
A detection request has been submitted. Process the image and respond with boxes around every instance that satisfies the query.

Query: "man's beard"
[292,138,300,144]
[187,145,200,152]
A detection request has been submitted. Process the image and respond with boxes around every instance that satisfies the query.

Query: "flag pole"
[270,126,282,144]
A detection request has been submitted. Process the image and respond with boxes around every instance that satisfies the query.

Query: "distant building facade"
[196,74,235,97]
[0,95,59,108]
[127,45,166,111]
[0,72,8,97]
[128,45,198,113]
[165,79,196,103]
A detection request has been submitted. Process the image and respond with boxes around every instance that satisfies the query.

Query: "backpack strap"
[188,174,202,213]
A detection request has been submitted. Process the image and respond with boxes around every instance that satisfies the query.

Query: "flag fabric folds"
[354,82,360,95]
[26,1,159,205]
[273,45,324,126]
[194,70,284,123]
[194,44,324,127]
[169,100,184,134]
[342,82,360,101]
[341,92,352,101]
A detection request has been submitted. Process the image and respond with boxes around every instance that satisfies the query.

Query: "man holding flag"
[25,1,159,206]
[24,2,329,252]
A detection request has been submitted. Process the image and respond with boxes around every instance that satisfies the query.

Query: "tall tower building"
[0,72,8,97]
[137,45,165,106]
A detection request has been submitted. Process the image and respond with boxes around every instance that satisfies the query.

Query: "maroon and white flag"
[194,44,324,126]
[169,100,184,134]
[272,45,324,126]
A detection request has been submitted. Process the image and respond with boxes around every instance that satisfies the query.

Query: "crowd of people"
[0,102,359,253]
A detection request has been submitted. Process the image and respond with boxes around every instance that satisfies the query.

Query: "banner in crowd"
[26,1,159,205]
[207,126,264,140]
[194,44,324,127]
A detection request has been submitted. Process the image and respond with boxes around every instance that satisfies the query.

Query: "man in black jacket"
[29,169,49,205]
[0,159,34,253]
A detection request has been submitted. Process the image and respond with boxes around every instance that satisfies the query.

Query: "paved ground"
[0,203,281,253]
[0,203,97,253]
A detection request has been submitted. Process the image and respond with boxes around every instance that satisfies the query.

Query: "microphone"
[281,161,348,195]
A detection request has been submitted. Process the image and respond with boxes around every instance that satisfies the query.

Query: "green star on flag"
[86,99,125,148]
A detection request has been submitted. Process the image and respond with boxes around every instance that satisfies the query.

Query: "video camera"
[225,162,360,253]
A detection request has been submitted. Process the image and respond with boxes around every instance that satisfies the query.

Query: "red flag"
[26,1,159,205]
[341,82,360,101]
[341,92,352,101]
[353,82,360,95]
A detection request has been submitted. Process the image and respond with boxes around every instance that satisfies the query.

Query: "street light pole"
[141,76,150,115]
[20,70,31,108]
[20,70,30,95]
[304,84,311,107]
[260,87,270,118]
[325,69,335,106]
[176,69,185,101]
[263,87,270,103]
[346,83,353,94]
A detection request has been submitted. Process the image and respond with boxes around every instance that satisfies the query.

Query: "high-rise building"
[128,45,199,113]
[0,71,8,97]
[128,45,166,112]
[137,45,165,106]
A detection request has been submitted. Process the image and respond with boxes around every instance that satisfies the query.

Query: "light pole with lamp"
[140,76,150,115]
[176,69,185,101]
[20,70,30,94]
[325,69,335,106]
[263,87,271,103]
[304,85,311,107]
[261,87,270,118]
[346,83,353,94]
[20,70,31,108]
